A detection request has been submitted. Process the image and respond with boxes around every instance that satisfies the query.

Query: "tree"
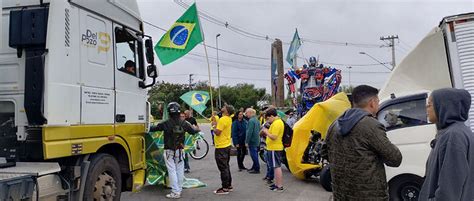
[339,85,354,94]
[148,81,267,119]
[148,81,188,119]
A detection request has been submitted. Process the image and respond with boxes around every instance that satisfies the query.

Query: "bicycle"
[189,132,209,160]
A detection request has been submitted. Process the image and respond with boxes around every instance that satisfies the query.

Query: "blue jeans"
[248,146,260,171]
[265,150,274,180]
[184,153,190,170]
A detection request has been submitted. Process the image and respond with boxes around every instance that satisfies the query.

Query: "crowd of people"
[210,105,286,195]
[151,84,474,201]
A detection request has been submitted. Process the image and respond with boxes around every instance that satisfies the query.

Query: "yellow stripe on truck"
[42,124,146,171]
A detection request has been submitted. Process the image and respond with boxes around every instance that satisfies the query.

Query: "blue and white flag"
[286,29,301,67]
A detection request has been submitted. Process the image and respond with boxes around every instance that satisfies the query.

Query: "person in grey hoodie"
[419,88,474,201]
[323,85,402,201]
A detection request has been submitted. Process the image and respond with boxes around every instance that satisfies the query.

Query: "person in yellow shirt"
[210,111,220,146]
[213,105,235,195]
[261,108,285,192]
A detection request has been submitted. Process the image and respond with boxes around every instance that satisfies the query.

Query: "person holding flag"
[150,102,200,199]
[213,105,235,195]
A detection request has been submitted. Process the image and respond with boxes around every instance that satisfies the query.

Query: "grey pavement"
[122,124,332,201]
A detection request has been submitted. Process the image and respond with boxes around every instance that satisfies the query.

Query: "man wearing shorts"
[261,108,285,192]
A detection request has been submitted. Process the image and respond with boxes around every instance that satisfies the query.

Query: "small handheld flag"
[180,91,210,115]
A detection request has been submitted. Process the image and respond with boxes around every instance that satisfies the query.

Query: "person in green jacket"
[245,108,261,174]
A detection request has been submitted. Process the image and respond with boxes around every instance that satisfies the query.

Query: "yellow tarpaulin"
[286,92,351,179]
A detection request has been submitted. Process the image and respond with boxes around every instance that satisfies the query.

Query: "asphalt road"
[122,124,332,201]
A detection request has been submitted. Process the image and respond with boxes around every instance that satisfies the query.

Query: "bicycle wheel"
[190,138,209,160]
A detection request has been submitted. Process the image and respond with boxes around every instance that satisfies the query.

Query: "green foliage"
[339,85,354,94]
[148,81,188,119]
[148,81,266,118]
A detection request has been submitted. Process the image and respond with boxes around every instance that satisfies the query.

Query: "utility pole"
[188,74,194,90]
[347,66,352,87]
[271,39,285,107]
[380,35,399,69]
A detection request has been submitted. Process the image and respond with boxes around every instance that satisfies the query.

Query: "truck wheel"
[320,165,332,192]
[83,153,122,201]
[389,175,424,201]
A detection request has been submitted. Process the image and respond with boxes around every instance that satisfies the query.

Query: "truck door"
[113,25,147,125]
[79,10,115,124]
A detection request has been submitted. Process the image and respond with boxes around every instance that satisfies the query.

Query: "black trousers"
[215,146,232,188]
[236,145,247,169]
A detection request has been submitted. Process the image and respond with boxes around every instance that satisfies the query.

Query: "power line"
[321,61,392,67]
[144,15,391,71]
[158,73,270,82]
[301,38,381,48]
[174,0,269,41]
[143,20,271,60]
[182,55,269,70]
[395,47,408,55]
[188,52,269,68]
[396,45,410,53]
[203,44,270,60]
[295,56,391,67]
[194,74,270,81]
[174,0,384,48]
[144,21,167,31]
[399,39,414,49]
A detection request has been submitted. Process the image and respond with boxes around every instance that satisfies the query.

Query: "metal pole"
[380,35,398,70]
[188,74,194,90]
[216,34,222,109]
[391,37,396,68]
[347,66,352,87]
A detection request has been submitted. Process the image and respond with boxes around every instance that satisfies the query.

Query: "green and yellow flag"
[180,91,210,115]
[155,3,203,65]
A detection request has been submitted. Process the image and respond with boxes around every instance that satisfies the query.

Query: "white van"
[378,12,474,200]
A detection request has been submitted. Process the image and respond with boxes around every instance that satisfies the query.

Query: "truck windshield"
[377,97,429,131]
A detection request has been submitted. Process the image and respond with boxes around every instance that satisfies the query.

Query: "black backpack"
[282,120,293,148]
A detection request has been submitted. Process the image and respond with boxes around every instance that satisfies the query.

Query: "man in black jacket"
[150,102,200,199]
[323,85,402,200]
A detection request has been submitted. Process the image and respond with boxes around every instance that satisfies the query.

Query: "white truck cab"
[1,0,158,200]
[378,12,474,200]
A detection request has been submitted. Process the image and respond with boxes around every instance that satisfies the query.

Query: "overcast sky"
[138,0,474,93]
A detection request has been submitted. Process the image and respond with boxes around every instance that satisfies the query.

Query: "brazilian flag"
[155,3,203,65]
[180,91,210,115]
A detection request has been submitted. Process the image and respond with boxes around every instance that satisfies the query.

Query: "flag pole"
[202,41,214,114]
[194,3,214,115]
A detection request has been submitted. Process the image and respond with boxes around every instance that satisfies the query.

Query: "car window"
[378,98,428,131]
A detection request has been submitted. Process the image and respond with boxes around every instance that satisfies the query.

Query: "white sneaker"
[166,192,181,199]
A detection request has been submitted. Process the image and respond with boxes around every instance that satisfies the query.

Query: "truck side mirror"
[147,64,158,78]
[145,39,154,64]
[139,64,157,88]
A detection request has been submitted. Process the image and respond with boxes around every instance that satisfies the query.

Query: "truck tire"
[320,165,332,192]
[389,175,424,201]
[83,153,122,201]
